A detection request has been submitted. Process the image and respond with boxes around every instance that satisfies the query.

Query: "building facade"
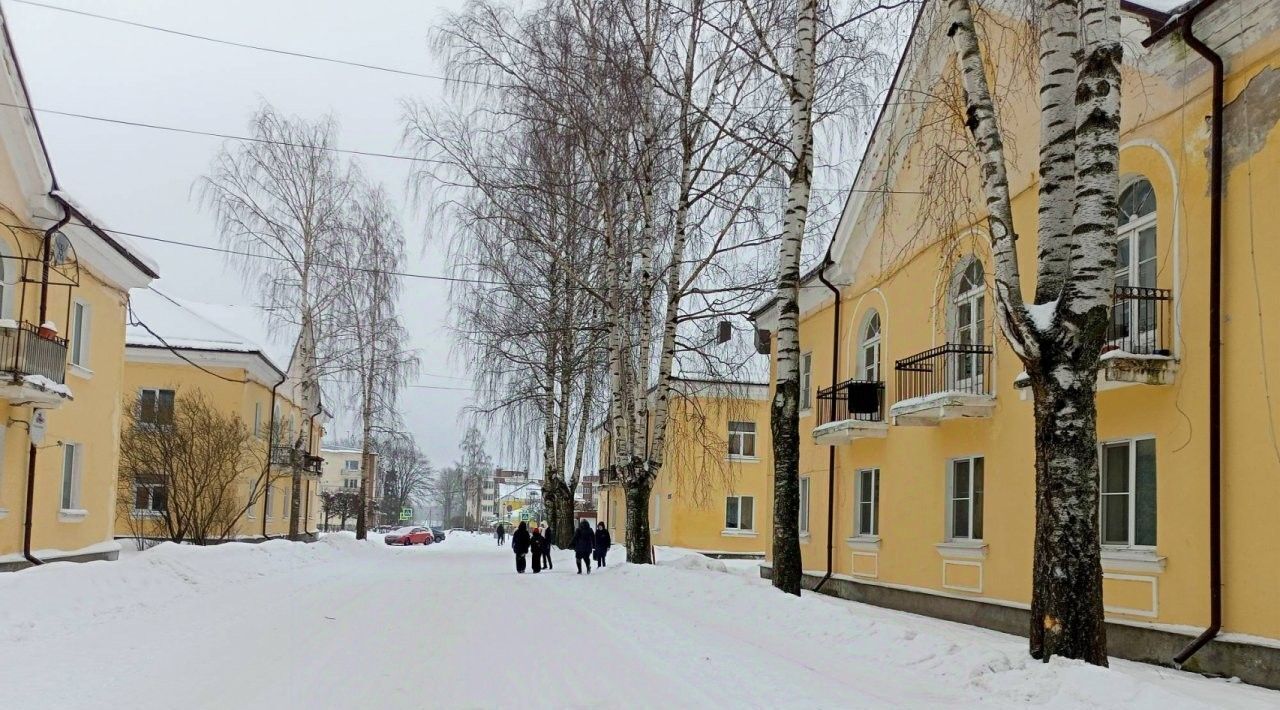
[316,448,380,530]
[0,19,159,570]
[117,289,324,543]
[751,0,1280,687]
[599,378,772,557]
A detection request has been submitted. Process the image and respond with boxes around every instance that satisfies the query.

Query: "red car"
[384,526,434,546]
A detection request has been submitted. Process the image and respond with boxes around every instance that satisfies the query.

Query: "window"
[1112,179,1158,346]
[855,468,880,536]
[133,476,167,515]
[343,478,359,489]
[283,489,290,518]
[947,456,984,540]
[727,421,757,458]
[725,495,755,531]
[265,486,275,519]
[652,493,661,531]
[953,261,986,386]
[139,388,176,427]
[799,352,813,411]
[345,459,360,471]
[254,402,263,438]
[860,312,882,382]
[1100,438,1157,547]
[60,443,82,510]
[798,477,810,535]
[70,300,90,368]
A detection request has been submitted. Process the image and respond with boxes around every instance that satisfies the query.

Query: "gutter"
[812,253,842,593]
[20,200,70,566]
[1164,4,1224,668]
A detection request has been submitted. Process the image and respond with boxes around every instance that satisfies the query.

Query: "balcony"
[890,343,995,426]
[304,455,324,476]
[1102,286,1176,385]
[0,321,71,406]
[812,379,887,444]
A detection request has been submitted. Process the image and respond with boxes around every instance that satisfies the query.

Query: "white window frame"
[860,311,882,382]
[945,456,984,541]
[855,468,880,537]
[652,492,661,532]
[60,442,83,511]
[1112,178,1158,347]
[724,495,755,532]
[265,486,275,520]
[138,388,176,427]
[1099,436,1157,549]
[254,402,263,438]
[798,476,810,535]
[0,240,13,320]
[952,261,986,390]
[727,421,757,460]
[70,298,91,370]
[345,459,360,471]
[799,351,813,412]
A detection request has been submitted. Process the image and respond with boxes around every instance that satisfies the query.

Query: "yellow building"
[118,289,325,543]
[599,377,773,558]
[751,0,1280,687]
[0,23,159,570]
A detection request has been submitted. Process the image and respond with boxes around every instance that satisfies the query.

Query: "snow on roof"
[126,288,290,372]
[51,191,160,277]
[1127,0,1186,12]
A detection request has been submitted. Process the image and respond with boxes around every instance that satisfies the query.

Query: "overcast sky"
[5,0,486,469]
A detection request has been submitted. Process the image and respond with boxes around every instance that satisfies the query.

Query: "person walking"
[594,522,611,568]
[541,524,555,570]
[571,519,595,574]
[511,521,530,573]
[530,527,546,574]
[495,522,506,546]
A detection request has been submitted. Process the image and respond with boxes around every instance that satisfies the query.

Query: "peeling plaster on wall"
[1222,66,1280,173]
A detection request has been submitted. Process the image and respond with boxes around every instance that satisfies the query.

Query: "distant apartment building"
[315,448,379,530]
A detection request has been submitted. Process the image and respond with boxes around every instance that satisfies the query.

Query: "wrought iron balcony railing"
[0,321,68,385]
[1108,286,1172,356]
[816,379,885,425]
[895,343,994,402]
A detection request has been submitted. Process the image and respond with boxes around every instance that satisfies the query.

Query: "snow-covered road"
[1,533,1276,709]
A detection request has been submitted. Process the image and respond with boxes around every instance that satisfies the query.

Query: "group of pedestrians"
[499,520,611,574]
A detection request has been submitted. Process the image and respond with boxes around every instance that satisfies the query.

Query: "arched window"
[1113,178,1157,343]
[859,311,882,382]
[953,259,985,385]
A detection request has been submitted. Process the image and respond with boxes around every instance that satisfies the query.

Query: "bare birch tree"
[727,0,900,594]
[933,0,1122,663]
[332,182,419,539]
[200,104,354,540]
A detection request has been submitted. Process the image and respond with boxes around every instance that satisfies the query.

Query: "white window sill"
[935,539,987,560]
[799,532,811,541]
[846,535,881,552]
[721,529,758,538]
[727,455,761,463]
[68,363,94,380]
[58,508,88,522]
[132,510,165,518]
[1101,547,1166,573]
[0,507,8,520]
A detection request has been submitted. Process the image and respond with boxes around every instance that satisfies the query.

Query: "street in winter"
[1,532,1276,709]
[1,0,1279,707]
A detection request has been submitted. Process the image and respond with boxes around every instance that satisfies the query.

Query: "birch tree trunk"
[948,0,1120,664]
[769,0,818,597]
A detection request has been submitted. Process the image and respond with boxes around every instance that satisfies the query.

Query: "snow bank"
[0,535,383,643]
[604,559,1269,708]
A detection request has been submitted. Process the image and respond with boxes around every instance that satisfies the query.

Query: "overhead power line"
[7,0,486,85]
[0,100,919,195]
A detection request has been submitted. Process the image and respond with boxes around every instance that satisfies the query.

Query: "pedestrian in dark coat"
[495,523,506,546]
[530,528,546,573]
[540,525,554,570]
[511,522,530,573]
[571,520,595,574]
[594,522,611,567]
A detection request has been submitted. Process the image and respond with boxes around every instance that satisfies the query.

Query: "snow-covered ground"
[0,534,1276,709]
